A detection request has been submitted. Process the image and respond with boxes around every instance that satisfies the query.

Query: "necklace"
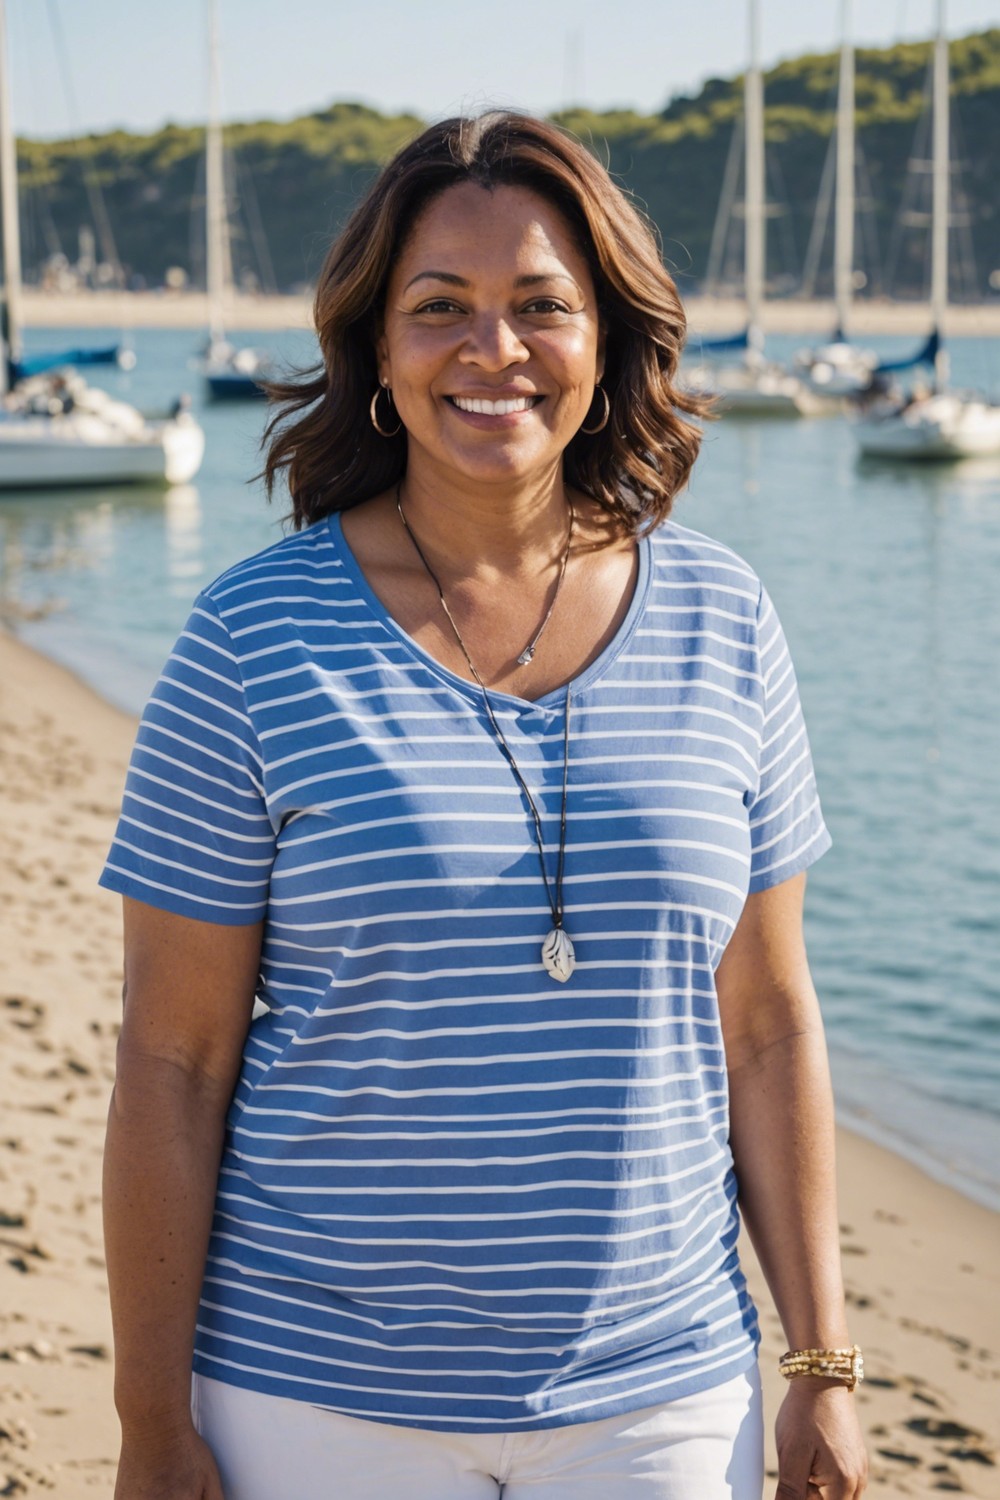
[395,486,576,982]
[515,507,575,666]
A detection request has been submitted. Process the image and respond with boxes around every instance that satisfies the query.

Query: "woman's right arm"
[104,897,263,1499]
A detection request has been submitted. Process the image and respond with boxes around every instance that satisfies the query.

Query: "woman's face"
[377,181,605,490]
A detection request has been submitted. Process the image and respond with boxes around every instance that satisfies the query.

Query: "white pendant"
[542,927,576,983]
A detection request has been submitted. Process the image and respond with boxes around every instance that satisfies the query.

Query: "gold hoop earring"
[580,384,610,435]
[370,384,402,438]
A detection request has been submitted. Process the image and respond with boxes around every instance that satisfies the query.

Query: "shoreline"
[20,288,1000,336]
[1,624,998,1495]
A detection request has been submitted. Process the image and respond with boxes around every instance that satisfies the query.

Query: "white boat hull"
[854,394,1000,459]
[685,361,833,417]
[0,377,205,489]
[795,342,879,398]
[0,418,205,488]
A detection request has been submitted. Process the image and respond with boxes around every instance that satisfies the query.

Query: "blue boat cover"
[12,345,123,380]
[874,330,940,374]
[695,329,751,354]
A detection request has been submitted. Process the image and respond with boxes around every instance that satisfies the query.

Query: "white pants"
[192,1365,764,1499]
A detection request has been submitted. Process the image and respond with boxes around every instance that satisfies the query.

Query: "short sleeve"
[99,594,277,925]
[747,584,831,893]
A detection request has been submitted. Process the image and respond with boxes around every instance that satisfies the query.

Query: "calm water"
[3,325,999,1209]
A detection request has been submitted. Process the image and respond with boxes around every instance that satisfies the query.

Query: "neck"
[398,456,573,577]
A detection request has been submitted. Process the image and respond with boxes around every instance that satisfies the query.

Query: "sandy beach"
[20,287,1000,338]
[0,627,997,1497]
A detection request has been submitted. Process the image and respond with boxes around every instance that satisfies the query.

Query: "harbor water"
[3,325,999,1210]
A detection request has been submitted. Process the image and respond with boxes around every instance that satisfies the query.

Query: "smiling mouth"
[447,395,542,416]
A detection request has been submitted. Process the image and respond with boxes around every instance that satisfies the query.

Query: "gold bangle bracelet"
[778,1344,864,1391]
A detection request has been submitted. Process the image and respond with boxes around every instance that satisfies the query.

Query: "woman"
[102,112,867,1499]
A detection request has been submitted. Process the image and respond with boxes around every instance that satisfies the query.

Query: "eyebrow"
[402,270,583,294]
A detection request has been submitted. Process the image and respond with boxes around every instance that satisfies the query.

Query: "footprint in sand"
[875,1446,922,1465]
[2,999,43,1032]
[905,1417,997,1468]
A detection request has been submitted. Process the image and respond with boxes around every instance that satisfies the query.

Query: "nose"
[459,311,530,369]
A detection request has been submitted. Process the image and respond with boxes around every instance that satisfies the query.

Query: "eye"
[414,298,464,315]
[522,298,572,316]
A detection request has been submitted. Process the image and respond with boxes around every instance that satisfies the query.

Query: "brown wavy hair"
[262,111,710,534]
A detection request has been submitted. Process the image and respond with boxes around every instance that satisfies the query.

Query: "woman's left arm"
[716,871,869,1500]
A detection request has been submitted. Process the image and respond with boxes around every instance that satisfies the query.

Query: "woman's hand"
[774,1381,868,1498]
[115,1424,225,1499]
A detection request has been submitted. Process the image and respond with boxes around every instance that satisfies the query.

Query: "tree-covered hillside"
[16,29,1000,300]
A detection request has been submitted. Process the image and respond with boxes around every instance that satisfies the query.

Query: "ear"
[596,320,607,385]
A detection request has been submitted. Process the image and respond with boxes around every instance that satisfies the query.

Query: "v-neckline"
[327,510,653,716]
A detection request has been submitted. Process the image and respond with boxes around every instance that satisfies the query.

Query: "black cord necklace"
[396,485,576,982]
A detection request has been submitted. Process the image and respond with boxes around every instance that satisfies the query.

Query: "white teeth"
[452,395,534,415]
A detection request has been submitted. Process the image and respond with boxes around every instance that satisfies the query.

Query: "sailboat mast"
[930,0,949,384]
[833,0,855,337]
[205,0,229,347]
[744,0,764,344]
[0,0,24,393]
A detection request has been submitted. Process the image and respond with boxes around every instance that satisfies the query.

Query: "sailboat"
[795,2,879,395]
[0,1,204,488]
[685,0,826,416]
[853,0,1000,459]
[202,0,272,399]
[796,2,939,397]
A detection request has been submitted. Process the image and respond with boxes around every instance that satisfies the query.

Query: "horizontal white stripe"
[122,780,269,834]
[220,591,371,620]
[102,861,263,912]
[139,732,263,793]
[194,1293,740,1384]
[143,695,261,768]
[261,932,717,965]
[224,1140,727,1191]
[753,739,811,803]
[266,896,731,938]
[122,787,272,841]
[111,836,267,890]
[214,567,349,601]
[752,796,822,854]
[208,1222,732,1329]
[750,823,829,882]
[209,1198,724,1273]
[648,580,758,603]
[233,1106,728,1149]
[231,1121,724,1169]
[270,747,754,802]
[280,806,748,857]
[266,1035,723,1075]
[280,776,746,831]
[218,1156,729,1212]
[193,1331,748,1420]
[267,866,745,910]
[117,812,274,868]
[644,603,752,623]
[266,1008,719,1044]
[271,835,746,887]
[235,1091,728,1130]
[203,1249,735,1345]
[247,1063,726,1101]
[159,662,256,735]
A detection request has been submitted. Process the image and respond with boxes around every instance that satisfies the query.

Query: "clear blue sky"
[10,0,999,140]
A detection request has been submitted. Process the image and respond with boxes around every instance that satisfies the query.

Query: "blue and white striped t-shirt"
[101,511,830,1432]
